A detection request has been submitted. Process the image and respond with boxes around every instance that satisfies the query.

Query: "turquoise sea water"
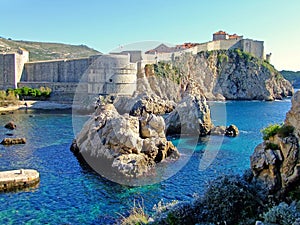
[0,99,292,224]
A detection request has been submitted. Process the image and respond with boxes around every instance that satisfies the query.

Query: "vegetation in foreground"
[120,122,299,225]
[121,174,300,225]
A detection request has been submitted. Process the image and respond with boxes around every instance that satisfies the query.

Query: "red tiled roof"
[175,42,199,49]
[229,34,241,39]
[214,30,227,35]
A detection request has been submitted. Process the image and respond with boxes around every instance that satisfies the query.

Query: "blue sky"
[1,0,300,70]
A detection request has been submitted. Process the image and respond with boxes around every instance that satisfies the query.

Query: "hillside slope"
[0,37,101,61]
[280,70,300,88]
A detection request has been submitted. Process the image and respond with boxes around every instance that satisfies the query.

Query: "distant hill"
[280,70,300,88]
[0,37,101,61]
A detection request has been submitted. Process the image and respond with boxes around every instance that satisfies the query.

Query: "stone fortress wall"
[0,48,29,90]
[0,31,267,102]
[1,52,138,102]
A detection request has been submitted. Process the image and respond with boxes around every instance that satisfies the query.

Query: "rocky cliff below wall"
[143,50,293,101]
[250,91,300,199]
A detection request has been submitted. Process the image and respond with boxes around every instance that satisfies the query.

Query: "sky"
[1,0,300,71]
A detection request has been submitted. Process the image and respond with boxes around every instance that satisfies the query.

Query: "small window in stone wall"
[109,79,113,82]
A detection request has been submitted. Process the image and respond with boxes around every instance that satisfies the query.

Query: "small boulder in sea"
[1,138,26,145]
[4,121,16,130]
[225,124,239,137]
[210,125,239,137]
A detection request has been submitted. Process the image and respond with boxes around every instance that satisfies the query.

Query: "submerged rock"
[72,103,179,180]
[1,138,26,145]
[4,121,16,130]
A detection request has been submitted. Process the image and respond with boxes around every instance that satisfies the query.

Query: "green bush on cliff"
[261,123,281,140]
[261,123,295,140]
[277,125,295,138]
[153,62,181,84]
[217,53,229,64]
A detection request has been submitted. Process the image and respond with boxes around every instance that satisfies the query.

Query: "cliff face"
[285,91,300,140]
[143,50,293,101]
[250,91,300,198]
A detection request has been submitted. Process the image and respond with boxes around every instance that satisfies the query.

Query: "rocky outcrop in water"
[210,125,239,137]
[250,91,300,198]
[71,103,179,179]
[165,94,213,136]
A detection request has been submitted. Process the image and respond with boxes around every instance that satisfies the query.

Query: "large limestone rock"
[129,94,175,116]
[71,103,179,179]
[171,50,293,101]
[113,93,175,116]
[285,91,300,140]
[165,94,213,136]
[250,91,300,197]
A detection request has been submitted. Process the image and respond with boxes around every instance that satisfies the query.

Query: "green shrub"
[261,124,281,140]
[277,125,295,138]
[263,201,300,225]
[11,86,51,98]
[201,175,263,225]
[217,53,229,64]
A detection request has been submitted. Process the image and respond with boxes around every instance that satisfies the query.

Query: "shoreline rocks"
[250,91,300,199]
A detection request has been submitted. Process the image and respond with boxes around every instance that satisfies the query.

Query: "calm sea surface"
[0,99,292,224]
